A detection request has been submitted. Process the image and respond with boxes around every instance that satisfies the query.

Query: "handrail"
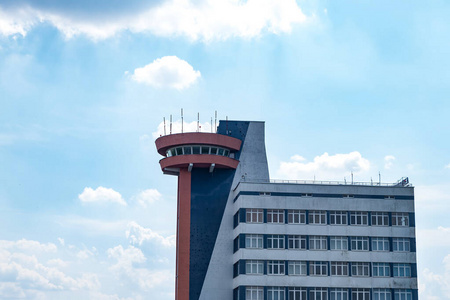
[238,177,412,187]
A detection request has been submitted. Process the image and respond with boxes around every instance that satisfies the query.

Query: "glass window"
[267,261,285,275]
[394,290,412,300]
[309,210,327,224]
[267,235,285,249]
[201,146,209,154]
[351,237,369,251]
[218,148,224,155]
[309,261,328,276]
[246,260,264,275]
[192,146,200,154]
[330,236,348,250]
[392,212,409,226]
[176,147,183,155]
[289,287,307,300]
[210,147,218,155]
[183,146,192,154]
[224,149,230,156]
[351,262,370,277]
[288,235,306,250]
[393,238,410,252]
[372,212,389,226]
[331,262,348,276]
[372,237,390,251]
[245,234,263,249]
[373,263,390,277]
[350,211,368,225]
[267,287,285,300]
[309,288,327,300]
[288,210,306,224]
[330,288,348,300]
[373,289,391,300]
[246,209,263,223]
[352,289,370,300]
[267,209,284,224]
[288,261,307,275]
[246,287,264,300]
[330,211,347,225]
[393,263,411,277]
[310,236,327,250]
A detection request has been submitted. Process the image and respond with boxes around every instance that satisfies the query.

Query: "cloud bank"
[276,151,371,181]
[0,0,307,41]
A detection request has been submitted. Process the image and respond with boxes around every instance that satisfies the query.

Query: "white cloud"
[0,0,307,41]
[445,163,450,169]
[107,245,172,290]
[153,119,214,139]
[384,155,395,169]
[276,151,371,181]
[0,239,57,253]
[0,239,99,296]
[135,189,162,208]
[126,222,175,247]
[78,187,126,206]
[422,253,450,299]
[132,56,200,90]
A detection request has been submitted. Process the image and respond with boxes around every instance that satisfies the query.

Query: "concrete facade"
[155,120,418,300]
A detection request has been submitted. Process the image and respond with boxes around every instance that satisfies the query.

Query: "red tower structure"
[155,132,242,300]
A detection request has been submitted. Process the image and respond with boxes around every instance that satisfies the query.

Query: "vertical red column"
[176,168,191,300]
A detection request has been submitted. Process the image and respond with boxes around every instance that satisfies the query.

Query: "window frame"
[246,208,263,223]
[372,263,390,277]
[371,212,389,226]
[392,212,409,226]
[351,236,369,251]
[330,236,348,250]
[309,236,327,250]
[372,237,390,251]
[309,210,327,225]
[393,263,411,277]
[246,260,264,275]
[350,211,369,225]
[393,238,410,252]
[330,211,348,225]
[288,209,306,224]
[288,235,306,250]
[267,209,285,224]
[331,261,349,276]
[288,261,307,276]
[246,286,264,300]
[267,234,285,249]
[245,234,263,249]
[351,262,370,277]
[267,261,285,275]
[309,261,328,276]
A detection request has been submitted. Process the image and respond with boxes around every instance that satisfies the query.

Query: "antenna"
[215,111,217,133]
[226,116,228,134]
[351,172,353,184]
[163,117,166,136]
[379,171,381,185]
[181,108,184,133]
[197,112,199,132]
[211,117,213,133]
[170,115,172,134]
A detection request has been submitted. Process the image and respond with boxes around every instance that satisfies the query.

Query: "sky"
[0,0,450,299]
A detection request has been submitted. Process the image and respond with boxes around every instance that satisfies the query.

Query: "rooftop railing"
[240,177,412,187]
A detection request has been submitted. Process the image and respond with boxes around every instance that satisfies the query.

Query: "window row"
[165,145,231,157]
[240,287,415,300]
[239,234,413,252]
[236,260,415,277]
[241,209,411,227]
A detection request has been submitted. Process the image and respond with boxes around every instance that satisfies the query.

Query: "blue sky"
[1,0,450,299]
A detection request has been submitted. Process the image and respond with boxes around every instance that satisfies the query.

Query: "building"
[155,120,418,300]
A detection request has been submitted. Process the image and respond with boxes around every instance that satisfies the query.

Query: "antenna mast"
[163,117,166,136]
[181,108,184,133]
[170,115,172,134]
